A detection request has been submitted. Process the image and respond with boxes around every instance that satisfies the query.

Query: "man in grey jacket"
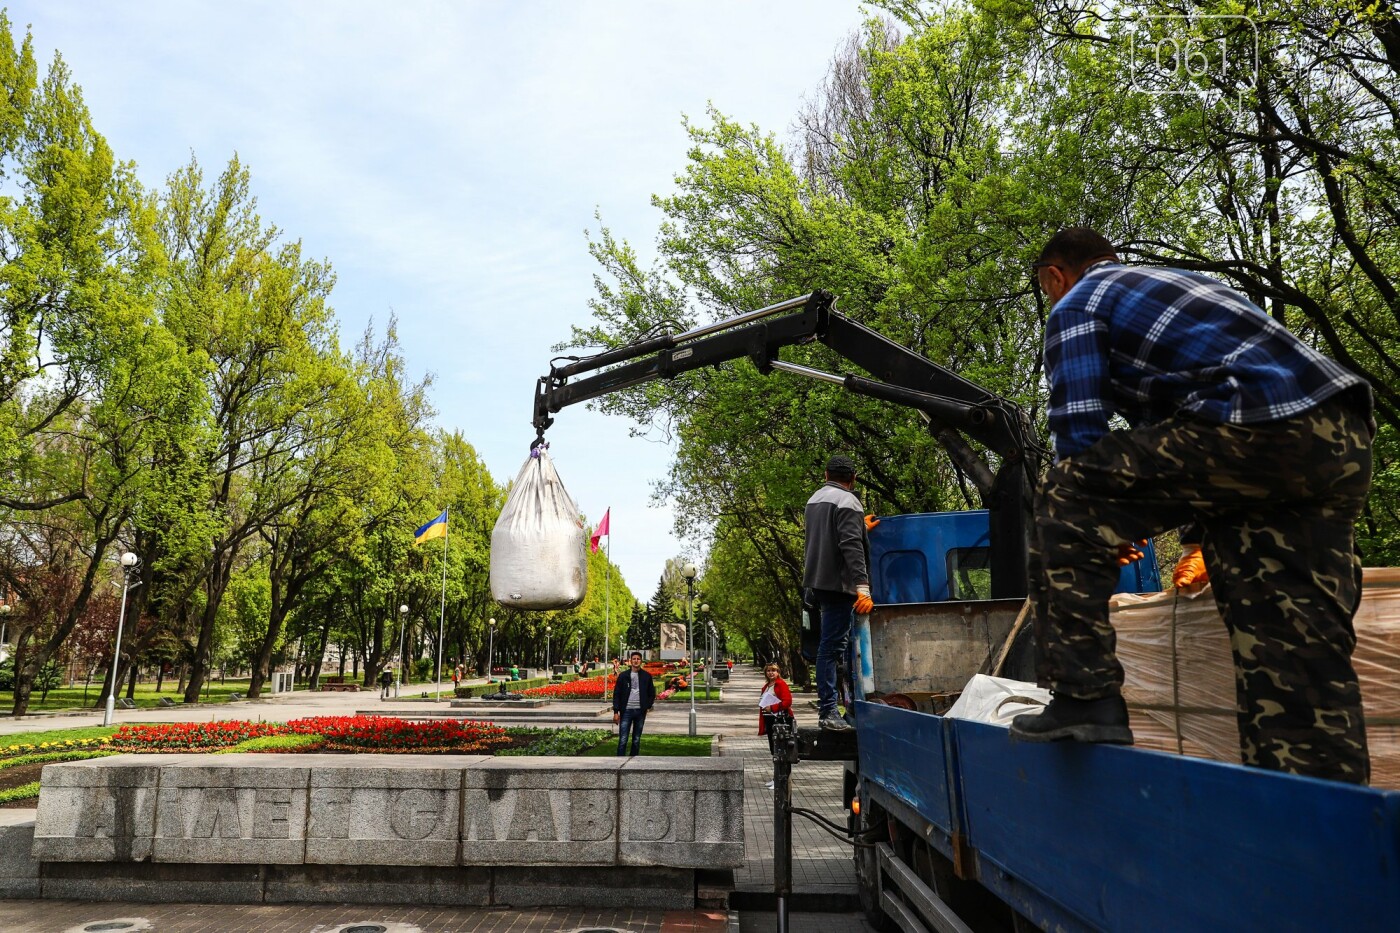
[803,454,874,732]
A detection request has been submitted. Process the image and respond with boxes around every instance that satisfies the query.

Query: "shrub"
[0,782,39,804]
[0,749,118,770]
[498,728,611,756]
[455,676,552,698]
[217,733,325,754]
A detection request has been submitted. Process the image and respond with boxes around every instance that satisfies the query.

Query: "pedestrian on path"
[378,668,392,699]
[612,651,656,756]
[758,663,794,760]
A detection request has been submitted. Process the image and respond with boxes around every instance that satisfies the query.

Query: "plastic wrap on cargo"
[945,674,1050,725]
[488,449,587,610]
[1113,569,1400,788]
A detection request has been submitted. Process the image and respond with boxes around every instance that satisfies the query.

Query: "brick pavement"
[0,902,876,932]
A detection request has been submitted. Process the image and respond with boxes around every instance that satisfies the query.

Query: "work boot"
[819,716,854,732]
[1008,693,1133,745]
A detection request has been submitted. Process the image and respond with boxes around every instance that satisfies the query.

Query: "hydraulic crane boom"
[531,290,1038,598]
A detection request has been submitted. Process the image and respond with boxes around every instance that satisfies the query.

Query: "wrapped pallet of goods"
[1114,568,1400,787]
[489,448,588,610]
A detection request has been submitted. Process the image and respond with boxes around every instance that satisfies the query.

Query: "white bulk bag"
[489,449,588,609]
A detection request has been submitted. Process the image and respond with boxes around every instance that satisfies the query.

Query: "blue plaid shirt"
[1045,262,1367,460]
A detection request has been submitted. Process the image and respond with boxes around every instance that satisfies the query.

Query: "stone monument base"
[0,822,694,907]
[3,753,744,908]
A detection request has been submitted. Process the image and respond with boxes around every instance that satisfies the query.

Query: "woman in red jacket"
[758,663,794,758]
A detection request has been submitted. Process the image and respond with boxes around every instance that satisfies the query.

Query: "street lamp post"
[487,618,496,691]
[575,630,582,673]
[103,552,140,728]
[545,625,551,677]
[396,605,408,699]
[682,563,698,737]
[700,603,711,700]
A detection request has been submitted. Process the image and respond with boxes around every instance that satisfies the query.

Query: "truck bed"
[856,701,1400,932]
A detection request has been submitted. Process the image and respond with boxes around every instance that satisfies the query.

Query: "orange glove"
[1116,539,1147,566]
[854,585,874,615]
[1173,545,1208,591]
[864,514,881,532]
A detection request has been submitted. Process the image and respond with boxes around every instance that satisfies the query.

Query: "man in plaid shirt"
[1008,228,1375,784]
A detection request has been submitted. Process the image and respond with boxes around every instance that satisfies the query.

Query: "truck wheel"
[852,804,896,931]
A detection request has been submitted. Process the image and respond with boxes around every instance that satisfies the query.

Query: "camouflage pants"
[1030,393,1374,784]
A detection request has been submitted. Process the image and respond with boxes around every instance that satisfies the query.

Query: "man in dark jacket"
[612,651,656,756]
[803,454,874,732]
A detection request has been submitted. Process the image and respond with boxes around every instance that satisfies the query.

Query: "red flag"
[590,508,611,553]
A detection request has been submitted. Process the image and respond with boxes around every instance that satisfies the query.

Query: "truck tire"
[852,802,896,931]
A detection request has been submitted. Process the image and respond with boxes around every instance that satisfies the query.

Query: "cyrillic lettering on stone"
[462,787,503,841]
[253,788,293,839]
[569,789,614,842]
[192,788,242,839]
[627,791,672,841]
[507,788,558,841]
[388,788,445,841]
[308,787,350,840]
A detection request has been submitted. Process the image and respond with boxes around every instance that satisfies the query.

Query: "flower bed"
[1,737,109,758]
[284,716,509,752]
[107,716,511,754]
[521,675,616,699]
[109,721,283,752]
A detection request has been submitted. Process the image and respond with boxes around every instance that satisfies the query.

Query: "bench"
[318,683,361,692]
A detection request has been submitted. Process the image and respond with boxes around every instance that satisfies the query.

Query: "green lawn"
[0,725,118,750]
[583,733,713,757]
[0,679,256,713]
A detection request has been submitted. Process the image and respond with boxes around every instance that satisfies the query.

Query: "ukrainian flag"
[414,509,448,545]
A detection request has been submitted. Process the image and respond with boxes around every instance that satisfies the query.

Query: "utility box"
[270,671,295,694]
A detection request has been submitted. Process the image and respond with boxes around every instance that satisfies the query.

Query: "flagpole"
[603,527,612,702]
[436,506,449,702]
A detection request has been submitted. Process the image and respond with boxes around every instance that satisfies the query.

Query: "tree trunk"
[248,598,287,699]
[185,552,235,703]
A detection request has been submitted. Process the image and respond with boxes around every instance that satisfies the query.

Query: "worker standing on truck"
[1009,227,1375,785]
[803,454,876,732]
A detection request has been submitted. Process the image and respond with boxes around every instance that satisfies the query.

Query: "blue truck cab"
[868,510,1160,604]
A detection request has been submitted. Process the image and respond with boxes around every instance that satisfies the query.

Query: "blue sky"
[15,0,872,598]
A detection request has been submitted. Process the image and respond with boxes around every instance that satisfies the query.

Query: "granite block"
[618,759,744,868]
[0,823,39,897]
[460,758,622,865]
[307,762,471,865]
[491,864,693,908]
[39,861,266,903]
[32,756,163,862]
[153,760,309,864]
[264,863,491,906]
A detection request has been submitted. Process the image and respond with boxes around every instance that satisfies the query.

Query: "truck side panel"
[857,702,1400,932]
